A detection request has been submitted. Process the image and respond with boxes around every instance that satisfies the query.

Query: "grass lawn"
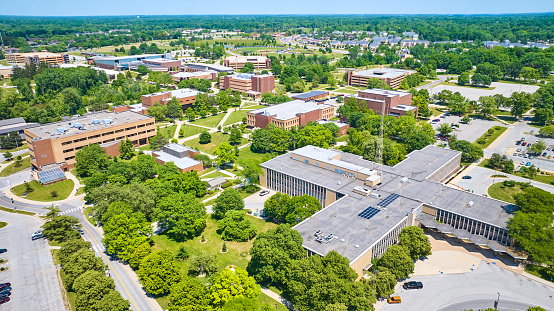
[184,132,247,155]
[474,126,507,149]
[160,124,177,139]
[238,147,273,163]
[336,88,358,94]
[487,182,524,204]
[0,157,31,177]
[235,47,284,52]
[242,104,266,110]
[151,215,279,309]
[190,113,226,128]
[200,171,229,179]
[85,205,96,226]
[223,110,247,126]
[439,81,495,90]
[335,135,348,143]
[12,179,75,202]
[178,124,206,138]
[0,221,7,229]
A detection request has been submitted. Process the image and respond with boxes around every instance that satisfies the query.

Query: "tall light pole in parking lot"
[494,292,500,309]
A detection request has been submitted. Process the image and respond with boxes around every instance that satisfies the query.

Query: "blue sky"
[2,0,553,16]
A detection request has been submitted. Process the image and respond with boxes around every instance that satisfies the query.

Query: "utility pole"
[494,292,500,309]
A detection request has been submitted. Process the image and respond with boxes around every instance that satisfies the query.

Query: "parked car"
[0,288,10,293]
[522,142,527,146]
[524,154,529,158]
[433,119,440,122]
[542,152,548,157]
[31,232,43,240]
[0,284,10,291]
[0,297,9,304]
[325,234,334,241]
[547,147,552,151]
[521,137,525,141]
[516,141,521,145]
[518,153,523,157]
[516,148,522,152]
[387,296,402,304]
[315,230,322,237]
[535,140,538,144]
[403,281,423,290]
[0,290,10,297]
[526,162,531,166]
[259,190,270,196]
[462,176,472,179]
[529,156,534,160]
[520,161,525,165]
[0,249,6,254]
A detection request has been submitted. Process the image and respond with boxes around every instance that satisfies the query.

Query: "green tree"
[457,72,470,85]
[209,267,261,309]
[448,138,484,162]
[118,139,135,160]
[263,193,292,224]
[156,192,207,241]
[372,267,397,298]
[73,270,119,311]
[137,65,148,75]
[398,226,432,260]
[168,278,211,311]
[240,62,255,73]
[213,188,244,219]
[166,97,183,119]
[148,103,168,121]
[138,250,181,295]
[533,108,554,125]
[508,92,532,119]
[213,142,237,166]
[59,239,93,266]
[218,210,257,241]
[237,159,262,190]
[285,195,322,224]
[3,151,13,161]
[229,127,242,145]
[42,215,81,243]
[377,244,414,279]
[193,153,212,168]
[478,96,498,117]
[149,131,169,151]
[102,212,152,262]
[93,290,131,311]
[75,144,110,177]
[437,123,453,137]
[64,248,106,289]
[508,212,554,264]
[529,140,546,155]
[128,242,152,270]
[199,131,212,144]
[188,250,218,276]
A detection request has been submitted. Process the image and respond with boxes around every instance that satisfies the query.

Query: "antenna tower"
[377,100,385,177]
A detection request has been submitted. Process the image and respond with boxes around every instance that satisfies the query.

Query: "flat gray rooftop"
[26,111,153,141]
[249,100,333,121]
[359,88,412,98]
[353,68,416,79]
[153,151,202,170]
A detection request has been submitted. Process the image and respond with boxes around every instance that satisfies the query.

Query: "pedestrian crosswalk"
[92,244,106,253]
[59,205,84,215]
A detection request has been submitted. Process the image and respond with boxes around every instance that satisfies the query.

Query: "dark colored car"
[0,296,9,304]
[462,175,472,179]
[403,281,423,289]
[0,249,6,254]
[0,290,11,297]
[0,284,10,291]
[0,287,10,293]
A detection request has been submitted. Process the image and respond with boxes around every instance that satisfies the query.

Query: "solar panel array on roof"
[377,194,399,207]
[38,167,66,184]
[358,206,380,220]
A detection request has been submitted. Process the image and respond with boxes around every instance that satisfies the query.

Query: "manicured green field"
[487,182,523,204]
[184,132,247,155]
[223,110,247,126]
[0,157,31,177]
[474,126,507,148]
[189,113,226,128]
[12,179,75,202]
[178,124,206,138]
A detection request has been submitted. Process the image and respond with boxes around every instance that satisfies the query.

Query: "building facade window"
[435,208,510,245]
[265,168,327,207]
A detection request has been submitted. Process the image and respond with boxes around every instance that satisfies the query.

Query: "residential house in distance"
[247,100,335,130]
[347,67,416,89]
[223,56,271,70]
[219,73,274,97]
[483,41,550,49]
[291,90,329,101]
[348,89,416,116]
[402,31,419,40]
[260,145,517,277]
[5,51,69,66]
[400,40,430,48]
[141,89,203,110]
[24,111,156,171]
[152,143,204,173]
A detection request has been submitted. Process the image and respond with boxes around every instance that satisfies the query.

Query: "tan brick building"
[347,68,416,89]
[247,100,335,130]
[223,56,270,69]
[6,51,69,66]
[141,89,202,110]
[25,111,156,171]
[348,89,417,116]
[219,73,274,94]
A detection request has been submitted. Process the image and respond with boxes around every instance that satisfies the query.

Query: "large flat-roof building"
[223,56,270,70]
[24,111,156,171]
[349,89,417,116]
[219,73,274,96]
[260,145,516,276]
[0,117,38,140]
[172,71,217,83]
[182,63,235,73]
[291,90,329,101]
[347,68,416,89]
[247,100,335,130]
[94,54,169,71]
[141,88,202,110]
[5,51,69,66]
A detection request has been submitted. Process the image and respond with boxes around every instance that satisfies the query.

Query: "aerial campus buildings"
[247,99,337,130]
[260,145,520,276]
[223,55,271,70]
[219,73,275,96]
[347,67,416,89]
[5,51,69,66]
[349,89,418,116]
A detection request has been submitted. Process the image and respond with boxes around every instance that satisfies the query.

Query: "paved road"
[381,261,554,311]
[0,211,64,311]
[0,150,28,163]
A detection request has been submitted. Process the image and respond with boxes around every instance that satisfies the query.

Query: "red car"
[522,142,527,146]
[0,296,9,304]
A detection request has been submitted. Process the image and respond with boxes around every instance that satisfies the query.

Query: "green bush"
[221,182,232,189]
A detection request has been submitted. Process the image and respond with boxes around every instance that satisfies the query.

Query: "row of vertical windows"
[370,218,408,260]
[266,168,326,207]
[436,209,510,245]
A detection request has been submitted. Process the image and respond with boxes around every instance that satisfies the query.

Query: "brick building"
[349,89,417,116]
[141,89,202,110]
[291,90,329,101]
[5,51,69,66]
[24,111,156,171]
[142,58,181,71]
[219,73,274,95]
[223,56,270,70]
[247,100,335,130]
[152,143,204,173]
[347,68,416,89]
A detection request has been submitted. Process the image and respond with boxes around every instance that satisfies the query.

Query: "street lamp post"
[494,292,500,309]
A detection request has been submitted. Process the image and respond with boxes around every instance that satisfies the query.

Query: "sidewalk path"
[261,287,293,309]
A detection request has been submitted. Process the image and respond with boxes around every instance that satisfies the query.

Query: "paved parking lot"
[243,188,275,215]
[429,114,502,143]
[429,82,540,101]
[0,212,64,311]
[381,261,554,311]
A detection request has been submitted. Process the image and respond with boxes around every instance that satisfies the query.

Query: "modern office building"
[152,143,204,173]
[141,88,202,110]
[24,111,156,171]
[349,89,417,116]
[260,145,518,276]
[347,68,416,89]
[182,63,235,73]
[223,56,270,70]
[247,100,335,130]
[5,51,69,66]
[0,117,38,140]
[94,54,169,71]
[291,90,329,101]
[219,73,274,96]
[172,71,217,83]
